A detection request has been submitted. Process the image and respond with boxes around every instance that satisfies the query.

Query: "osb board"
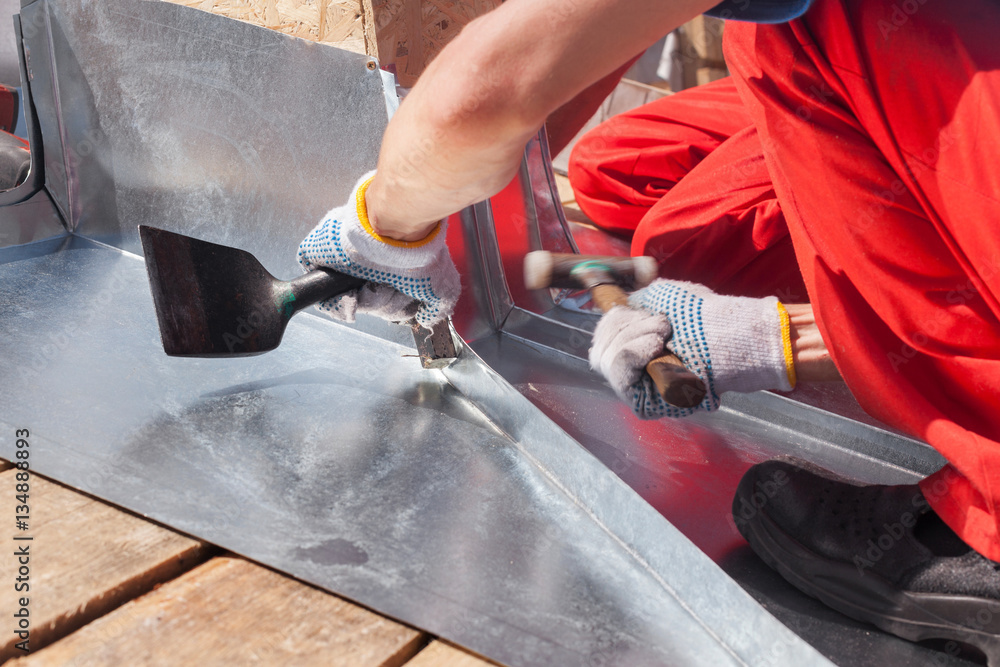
[161,0,501,85]
[678,16,728,90]
[370,0,501,86]
[162,0,369,54]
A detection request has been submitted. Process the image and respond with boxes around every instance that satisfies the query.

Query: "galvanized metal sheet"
[0,188,62,246]
[0,235,832,667]
[19,0,385,278]
[0,1,964,665]
[480,135,971,667]
[0,0,21,87]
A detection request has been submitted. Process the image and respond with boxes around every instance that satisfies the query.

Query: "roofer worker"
[297,0,1000,656]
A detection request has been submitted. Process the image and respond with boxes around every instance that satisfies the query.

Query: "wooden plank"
[13,556,427,666]
[678,16,728,90]
[605,79,668,119]
[162,0,499,80]
[685,16,724,64]
[0,470,211,661]
[162,0,370,54]
[369,0,500,86]
[402,0,424,82]
[405,640,499,667]
[553,172,576,207]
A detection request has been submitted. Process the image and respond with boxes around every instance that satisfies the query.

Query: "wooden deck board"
[0,470,212,661]
[0,463,496,665]
[13,556,426,666]
[553,171,600,229]
[554,171,577,207]
[406,640,500,666]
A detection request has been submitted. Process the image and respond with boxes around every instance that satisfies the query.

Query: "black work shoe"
[733,457,1000,664]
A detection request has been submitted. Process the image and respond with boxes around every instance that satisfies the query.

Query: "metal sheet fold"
[0,236,831,666]
[0,0,941,664]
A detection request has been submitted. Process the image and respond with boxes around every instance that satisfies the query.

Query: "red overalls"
[570,0,1000,560]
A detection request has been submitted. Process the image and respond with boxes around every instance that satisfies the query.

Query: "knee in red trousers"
[568,77,807,299]
[568,77,753,238]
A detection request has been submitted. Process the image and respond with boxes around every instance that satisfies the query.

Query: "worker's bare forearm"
[365,0,720,241]
[787,304,842,382]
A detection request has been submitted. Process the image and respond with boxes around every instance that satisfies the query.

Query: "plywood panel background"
[680,16,727,88]
[163,0,368,53]
[162,0,501,85]
[369,0,500,86]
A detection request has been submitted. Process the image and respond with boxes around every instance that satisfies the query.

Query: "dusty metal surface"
[0,0,20,87]
[0,1,838,666]
[472,138,978,667]
[19,0,385,276]
[1,235,832,666]
[0,1,977,665]
[0,188,61,244]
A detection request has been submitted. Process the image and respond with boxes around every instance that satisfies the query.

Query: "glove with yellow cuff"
[297,170,461,327]
[589,279,797,419]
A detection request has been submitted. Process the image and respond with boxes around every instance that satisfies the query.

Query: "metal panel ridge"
[0,1,846,664]
[0,14,68,248]
[0,236,829,666]
[442,342,834,667]
[20,0,386,277]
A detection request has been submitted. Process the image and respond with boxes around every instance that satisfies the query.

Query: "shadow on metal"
[470,131,975,667]
[0,1,973,666]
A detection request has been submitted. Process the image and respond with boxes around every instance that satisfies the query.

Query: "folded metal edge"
[440,335,835,666]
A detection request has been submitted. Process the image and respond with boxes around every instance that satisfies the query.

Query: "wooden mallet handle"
[591,283,707,409]
[523,251,707,408]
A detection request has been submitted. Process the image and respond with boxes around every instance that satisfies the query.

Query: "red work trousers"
[571,0,1000,560]
[569,76,809,300]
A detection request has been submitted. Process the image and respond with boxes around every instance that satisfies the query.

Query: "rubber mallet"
[524,251,707,408]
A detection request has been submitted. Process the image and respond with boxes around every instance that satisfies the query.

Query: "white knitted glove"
[297,171,460,327]
[589,279,796,419]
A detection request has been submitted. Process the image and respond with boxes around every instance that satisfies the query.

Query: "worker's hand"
[589,279,796,419]
[297,171,460,327]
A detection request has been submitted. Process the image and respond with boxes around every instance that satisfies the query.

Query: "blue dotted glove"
[298,171,460,327]
[590,279,796,419]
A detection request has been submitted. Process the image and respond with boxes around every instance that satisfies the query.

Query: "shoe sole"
[735,470,1000,666]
